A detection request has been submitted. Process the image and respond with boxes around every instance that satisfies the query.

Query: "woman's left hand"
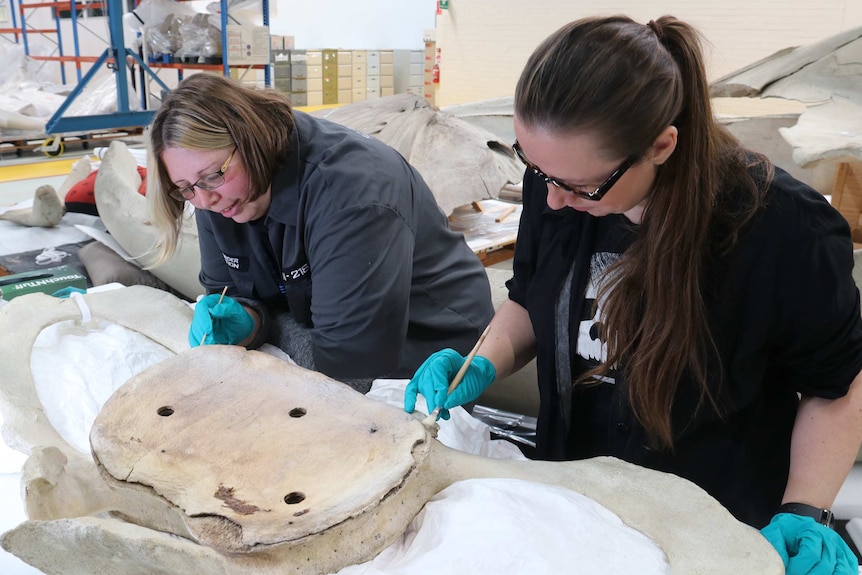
[761,513,858,574]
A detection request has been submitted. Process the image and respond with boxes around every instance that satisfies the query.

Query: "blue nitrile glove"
[51,286,86,298]
[189,294,255,347]
[761,513,858,574]
[403,348,496,421]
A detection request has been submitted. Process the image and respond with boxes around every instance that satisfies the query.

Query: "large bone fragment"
[0,287,781,574]
[81,345,781,575]
[710,26,862,99]
[0,184,65,227]
[312,94,523,216]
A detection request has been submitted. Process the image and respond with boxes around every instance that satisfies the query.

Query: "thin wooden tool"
[200,286,229,346]
[495,205,516,222]
[422,322,493,425]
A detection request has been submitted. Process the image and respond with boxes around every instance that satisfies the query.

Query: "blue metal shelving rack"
[44,0,166,133]
[1,0,271,135]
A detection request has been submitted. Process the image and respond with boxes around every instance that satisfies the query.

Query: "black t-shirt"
[508,165,862,527]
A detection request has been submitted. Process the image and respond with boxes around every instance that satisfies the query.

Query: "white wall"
[270,0,435,49]
[433,0,862,106]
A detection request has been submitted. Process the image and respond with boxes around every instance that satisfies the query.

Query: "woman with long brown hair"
[405,15,862,572]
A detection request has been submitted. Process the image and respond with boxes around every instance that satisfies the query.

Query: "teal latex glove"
[189,294,255,347]
[51,286,86,298]
[404,348,496,421]
[761,513,858,575]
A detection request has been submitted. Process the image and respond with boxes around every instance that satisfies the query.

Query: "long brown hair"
[147,73,295,265]
[515,15,770,449]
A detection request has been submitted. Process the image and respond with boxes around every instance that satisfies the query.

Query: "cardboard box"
[307,65,323,79]
[306,51,323,65]
[307,77,323,91]
[306,91,324,106]
[226,24,270,65]
[0,265,87,301]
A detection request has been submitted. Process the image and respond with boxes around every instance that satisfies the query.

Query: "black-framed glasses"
[168,148,236,201]
[513,140,636,201]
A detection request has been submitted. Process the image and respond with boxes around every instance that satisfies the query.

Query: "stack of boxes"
[380,50,394,97]
[322,49,338,105]
[393,49,424,97]
[306,50,323,107]
[271,49,292,95]
[291,50,308,106]
[351,50,366,102]
[366,50,380,99]
[269,44,430,108]
[337,51,353,104]
[365,51,395,99]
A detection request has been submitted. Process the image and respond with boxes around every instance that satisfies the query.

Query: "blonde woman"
[148,73,493,391]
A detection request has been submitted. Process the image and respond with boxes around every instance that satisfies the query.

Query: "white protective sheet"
[14,310,669,575]
[338,477,669,575]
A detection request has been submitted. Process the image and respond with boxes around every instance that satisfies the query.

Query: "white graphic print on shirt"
[576,251,621,384]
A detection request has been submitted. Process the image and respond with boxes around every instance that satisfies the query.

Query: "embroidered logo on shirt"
[282,262,310,282]
[222,253,248,272]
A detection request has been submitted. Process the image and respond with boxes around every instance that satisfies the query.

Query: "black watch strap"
[777,502,835,528]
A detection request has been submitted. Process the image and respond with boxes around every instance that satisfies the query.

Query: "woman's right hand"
[403,349,496,420]
[189,294,255,347]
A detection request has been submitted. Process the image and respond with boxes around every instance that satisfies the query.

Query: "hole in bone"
[288,407,306,418]
[157,406,175,417]
[284,492,306,505]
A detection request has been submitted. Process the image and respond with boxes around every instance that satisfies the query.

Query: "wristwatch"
[777,502,835,529]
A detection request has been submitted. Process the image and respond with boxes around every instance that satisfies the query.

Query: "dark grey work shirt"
[196,111,494,380]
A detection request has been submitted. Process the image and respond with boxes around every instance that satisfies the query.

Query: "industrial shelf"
[137,0,271,88]
[1,0,271,135]
[12,0,109,85]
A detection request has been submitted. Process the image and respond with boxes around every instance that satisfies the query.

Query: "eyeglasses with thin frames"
[169,148,236,202]
[512,140,636,201]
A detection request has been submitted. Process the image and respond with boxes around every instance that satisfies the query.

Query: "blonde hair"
[148,73,295,265]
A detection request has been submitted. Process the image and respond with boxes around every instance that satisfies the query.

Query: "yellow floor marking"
[0,158,88,183]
